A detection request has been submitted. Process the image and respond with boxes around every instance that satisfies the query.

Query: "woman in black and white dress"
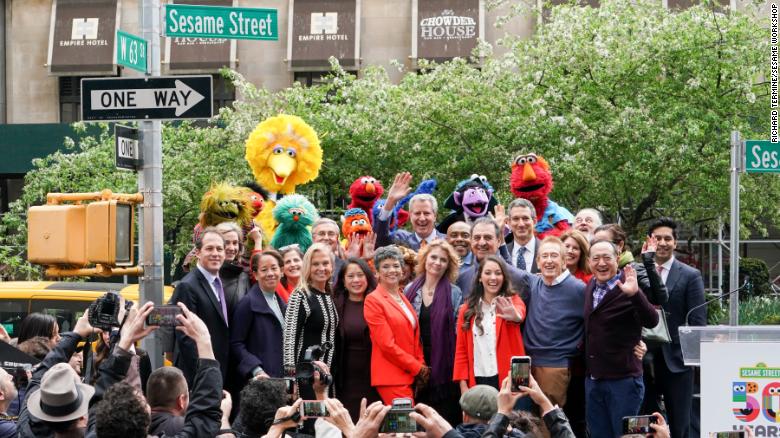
[283,242,339,398]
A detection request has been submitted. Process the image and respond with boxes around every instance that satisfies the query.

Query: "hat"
[459,385,498,420]
[26,363,95,422]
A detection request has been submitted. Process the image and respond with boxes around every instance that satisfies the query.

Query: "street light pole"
[139,0,164,368]
[729,131,742,326]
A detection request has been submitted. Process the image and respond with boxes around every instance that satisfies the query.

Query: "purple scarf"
[405,275,455,387]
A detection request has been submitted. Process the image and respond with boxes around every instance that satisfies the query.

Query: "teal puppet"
[270,194,319,253]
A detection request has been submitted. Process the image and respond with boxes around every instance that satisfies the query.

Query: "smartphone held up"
[145,305,182,327]
[511,356,531,392]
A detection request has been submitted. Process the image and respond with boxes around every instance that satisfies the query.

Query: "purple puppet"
[436,174,498,233]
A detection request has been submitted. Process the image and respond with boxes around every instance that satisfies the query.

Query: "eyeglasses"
[313,231,339,238]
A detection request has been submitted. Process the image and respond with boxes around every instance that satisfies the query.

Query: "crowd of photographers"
[1,297,671,438]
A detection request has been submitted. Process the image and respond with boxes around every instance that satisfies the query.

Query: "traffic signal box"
[28,204,87,266]
[27,191,143,276]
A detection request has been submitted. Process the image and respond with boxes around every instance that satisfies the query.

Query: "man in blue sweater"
[516,236,585,408]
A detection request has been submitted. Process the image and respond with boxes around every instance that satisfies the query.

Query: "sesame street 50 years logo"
[730,364,780,435]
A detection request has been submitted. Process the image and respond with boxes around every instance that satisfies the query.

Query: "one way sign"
[81,76,213,121]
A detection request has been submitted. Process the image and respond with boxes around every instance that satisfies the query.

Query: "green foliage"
[723,258,773,297]
[709,296,780,325]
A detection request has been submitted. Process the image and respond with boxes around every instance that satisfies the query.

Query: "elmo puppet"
[510,153,573,238]
[348,176,384,224]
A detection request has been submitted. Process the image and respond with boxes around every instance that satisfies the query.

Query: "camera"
[295,344,333,386]
[88,291,133,331]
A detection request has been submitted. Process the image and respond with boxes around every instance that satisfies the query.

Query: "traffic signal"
[27,192,139,270]
[27,204,87,266]
[86,200,135,266]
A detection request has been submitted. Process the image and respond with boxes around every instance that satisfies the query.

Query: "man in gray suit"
[505,198,540,273]
[645,217,705,438]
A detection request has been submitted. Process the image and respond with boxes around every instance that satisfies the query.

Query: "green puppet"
[270,194,319,253]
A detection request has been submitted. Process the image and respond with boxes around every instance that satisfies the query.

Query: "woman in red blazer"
[364,246,429,404]
[453,255,526,392]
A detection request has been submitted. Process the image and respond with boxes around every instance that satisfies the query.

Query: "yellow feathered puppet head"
[199,182,254,228]
[244,114,323,195]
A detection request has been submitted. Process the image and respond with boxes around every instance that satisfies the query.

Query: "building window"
[59,77,82,123]
[293,71,357,87]
[0,175,24,213]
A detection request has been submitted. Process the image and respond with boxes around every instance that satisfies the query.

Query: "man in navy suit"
[375,172,445,250]
[505,198,540,273]
[170,227,231,385]
[645,217,705,438]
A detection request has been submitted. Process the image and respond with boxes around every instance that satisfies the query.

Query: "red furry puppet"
[348,176,384,224]
[510,153,573,238]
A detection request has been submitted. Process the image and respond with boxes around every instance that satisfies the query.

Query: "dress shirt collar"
[596,273,622,290]
[660,256,675,272]
[551,270,571,286]
[196,263,219,285]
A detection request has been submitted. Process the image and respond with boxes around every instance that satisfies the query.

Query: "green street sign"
[164,4,278,40]
[745,140,780,173]
[116,30,148,74]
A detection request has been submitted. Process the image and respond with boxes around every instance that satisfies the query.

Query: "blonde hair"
[300,242,335,295]
[414,240,460,283]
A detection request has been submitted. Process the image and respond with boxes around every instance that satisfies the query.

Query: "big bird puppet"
[510,153,573,238]
[245,114,323,239]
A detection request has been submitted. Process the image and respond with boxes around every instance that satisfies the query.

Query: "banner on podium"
[701,342,780,437]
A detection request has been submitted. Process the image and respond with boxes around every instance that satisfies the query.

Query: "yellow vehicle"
[0,281,174,339]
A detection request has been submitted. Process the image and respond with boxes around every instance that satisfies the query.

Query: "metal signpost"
[116,30,149,74]
[729,132,742,325]
[164,4,278,40]
[728,135,780,325]
[114,125,141,171]
[139,0,164,369]
[80,76,213,121]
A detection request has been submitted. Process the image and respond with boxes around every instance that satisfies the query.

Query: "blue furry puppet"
[373,179,437,238]
[436,174,498,233]
[270,194,319,253]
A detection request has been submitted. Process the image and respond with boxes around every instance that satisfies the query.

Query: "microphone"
[684,276,750,326]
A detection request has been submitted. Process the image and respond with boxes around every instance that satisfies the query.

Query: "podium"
[678,325,780,366]
[679,325,780,435]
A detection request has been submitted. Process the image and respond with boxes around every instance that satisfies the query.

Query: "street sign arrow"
[81,76,213,121]
[91,80,205,117]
